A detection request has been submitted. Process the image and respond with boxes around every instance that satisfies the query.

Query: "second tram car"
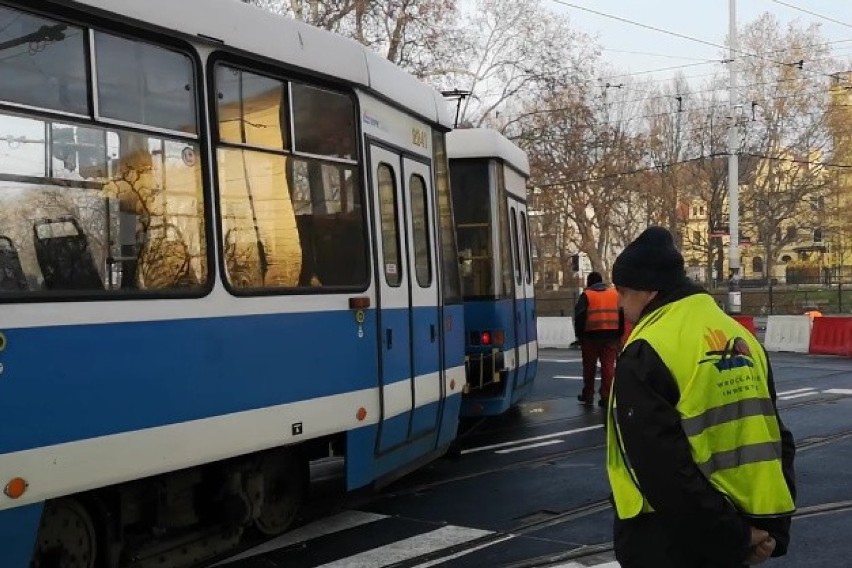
[447,129,538,416]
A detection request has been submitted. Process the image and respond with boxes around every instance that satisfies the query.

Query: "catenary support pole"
[727,0,741,314]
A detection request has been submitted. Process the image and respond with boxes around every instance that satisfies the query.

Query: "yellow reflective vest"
[607,293,795,520]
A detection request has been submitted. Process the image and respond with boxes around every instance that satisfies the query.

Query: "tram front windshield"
[450,159,511,300]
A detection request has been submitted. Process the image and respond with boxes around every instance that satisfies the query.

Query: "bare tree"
[737,14,836,283]
[643,75,698,240]
[241,0,462,81]
[518,80,646,277]
[445,0,595,128]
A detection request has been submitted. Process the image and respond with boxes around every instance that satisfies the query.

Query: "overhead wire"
[531,154,728,188]
[521,3,852,183]
[531,152,852,190]
[769,0,852,30]
[547,0,840,83]
[600,48,719,62]
[511,83,836,127]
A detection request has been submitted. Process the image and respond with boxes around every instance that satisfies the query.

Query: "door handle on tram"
[430,324,436,343]
[386,328,393,349]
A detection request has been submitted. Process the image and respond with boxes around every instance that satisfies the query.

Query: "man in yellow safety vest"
[607,226,796,567]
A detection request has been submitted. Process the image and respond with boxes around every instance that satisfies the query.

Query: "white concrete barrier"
[536,317,576,349]
[764,315,811,353]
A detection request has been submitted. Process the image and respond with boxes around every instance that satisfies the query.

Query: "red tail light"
[481,331,492,345]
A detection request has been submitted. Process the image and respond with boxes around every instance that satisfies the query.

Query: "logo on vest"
[699,328,754,371]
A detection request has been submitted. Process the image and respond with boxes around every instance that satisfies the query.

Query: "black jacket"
[574,282,624,342]
[612,280,796,568]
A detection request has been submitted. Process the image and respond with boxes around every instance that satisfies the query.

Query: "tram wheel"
[34,498,98,568]
[254,451,308,536]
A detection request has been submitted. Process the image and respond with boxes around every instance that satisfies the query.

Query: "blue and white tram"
[446,129,538,417]
[0,0,465,565]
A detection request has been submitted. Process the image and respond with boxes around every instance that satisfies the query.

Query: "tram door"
[370,145,442,452]
[508,200,532,387]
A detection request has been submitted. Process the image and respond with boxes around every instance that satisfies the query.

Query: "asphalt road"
[211,349,852,568]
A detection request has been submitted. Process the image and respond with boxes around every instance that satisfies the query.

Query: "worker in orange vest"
[574,271,624,408]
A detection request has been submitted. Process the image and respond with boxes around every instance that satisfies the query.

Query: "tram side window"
[520,212,532,284]
[95,32,197,134]
[378,164,402,287]
[215,64,367,291]
[0,11,206,297]
[495,163,513,298]
[450,160,494,297]
[291,83,356,160]
[216,66,287,149]
[0,120,207,295]
[409,174,432,287]
[509,208,522,286]
[0,6,88,115]
[432,131,461,304]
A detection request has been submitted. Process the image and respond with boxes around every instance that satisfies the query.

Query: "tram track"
[455,410,601,447]
[379,442,607,500]
[795,428,852,452]
[382,499,613,568]
[372,426,852,568]
[386,422,852,501]
[205,414,852,568]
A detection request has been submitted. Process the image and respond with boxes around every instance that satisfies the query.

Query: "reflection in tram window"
[291,83,356,160]
[0,14,206,297]
[214,63,367,292]
[0,236,27,291]
[450,160,497,298]
[409,174,432,287]
[216,66,288,150]
[218,149,367,290]
[218,149,301,288]
[0,115,207,295]
[450,160,515,299]
[432,131,461,304]
[94,32,197,133]
[0,6,88,115]
[378,164,402,287]
[495,163,514,297]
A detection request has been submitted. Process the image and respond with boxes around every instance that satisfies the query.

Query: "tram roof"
[62,0,453,129]
[446,128,530,177]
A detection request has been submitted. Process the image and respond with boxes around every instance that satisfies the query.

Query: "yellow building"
[826,71,852,282]
[680,148,849,286]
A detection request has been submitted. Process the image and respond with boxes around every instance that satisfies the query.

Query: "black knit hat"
[612,226,686,291]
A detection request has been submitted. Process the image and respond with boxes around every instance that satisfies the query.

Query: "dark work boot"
[577,394,593,407]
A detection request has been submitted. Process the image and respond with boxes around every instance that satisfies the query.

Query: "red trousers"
[580,339,618,401]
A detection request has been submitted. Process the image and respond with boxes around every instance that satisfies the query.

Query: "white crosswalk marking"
[495,439,564,454]
[461,424,604,455]
[313,525,493,568]
[213,507,621,568]
[214,510,388,565]
[549,562,620,568]
[779,391,819,400]
[777,387,816,396]
[823,389,852,396]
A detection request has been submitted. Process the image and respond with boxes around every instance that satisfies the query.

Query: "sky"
[546,0,852,85]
